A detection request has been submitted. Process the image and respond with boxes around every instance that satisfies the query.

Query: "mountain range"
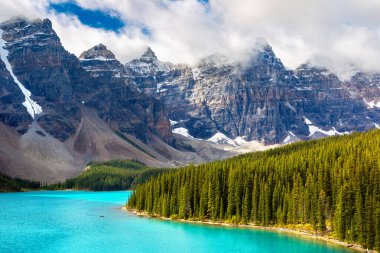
[0,17,379,183]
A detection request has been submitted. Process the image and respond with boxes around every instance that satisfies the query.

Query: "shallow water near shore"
[0,191,356,253]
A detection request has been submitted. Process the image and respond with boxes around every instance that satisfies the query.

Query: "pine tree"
[127,130,380,251]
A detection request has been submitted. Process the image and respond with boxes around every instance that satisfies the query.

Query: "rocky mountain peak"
[125,46,171,77]
[79,43,116,60]
[79,44,124,80]
[253,42,284,68]
[140,47,157,62]
[0,17,51,29]
[0,17,57,45]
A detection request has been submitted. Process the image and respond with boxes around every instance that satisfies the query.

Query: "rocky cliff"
[0,18,180,182]
[0,18,174,143]
[126,43,380,144]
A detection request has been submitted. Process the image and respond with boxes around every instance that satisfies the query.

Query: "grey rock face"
[0,18,81,141]
[0,58,31,134]
[79,43,124,79]
[78,44,173,142]
[0,18,172,143]
[127,44,380,144]
[1,17,379,148]
[346,72,380,108]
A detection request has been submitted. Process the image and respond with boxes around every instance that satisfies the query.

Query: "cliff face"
[0,18,176,182]
[0,18,80,141]
[0,18,172,143]
[2,17,377,146]
[126,43,380,144]
[0,57,31,134]
[78,44,172,142]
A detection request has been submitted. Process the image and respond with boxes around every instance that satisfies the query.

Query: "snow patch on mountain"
[207,132,237,146]
[172,127,194,139]
[283,135,291,143]
[125,47,171,77]
[222,136,279,153]
[304,117,349,137]
[283,131,299,144]
[233,136,249,145]
[169,119,178,126]
[363,99,380,109]
[0,29,42,119]
[285,102,296,113]
[303,117,313,125]
[79,56,115,62]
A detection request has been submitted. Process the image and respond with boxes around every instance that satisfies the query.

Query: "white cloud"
[1,0,380,78]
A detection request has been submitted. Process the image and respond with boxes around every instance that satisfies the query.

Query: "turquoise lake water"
[0,191,356,253]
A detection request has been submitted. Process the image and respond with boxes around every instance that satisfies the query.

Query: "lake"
[0,191,356,253]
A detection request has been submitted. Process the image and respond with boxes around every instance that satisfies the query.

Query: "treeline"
[47,160,170,191]
[0,172,40,192]
[128,130,380,251]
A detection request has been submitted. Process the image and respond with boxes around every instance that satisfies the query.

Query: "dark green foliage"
[128,130,380,251]
[172,139,196,152]
[47,160,170,191]
[0,172,40,192]
[114,131,156,158]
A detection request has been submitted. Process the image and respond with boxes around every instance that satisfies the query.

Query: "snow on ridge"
[0,29,42,119]
[172,127,194,139]
[233,136,248,145]
[295,86,312,91]
[304,116,349,137]
[303,116,313,125]
[169,119,178,126]
[285,102,296,113]
[7,32,53,45]
[79,56,115,62]
[363,99,380,109]
[283,131,298,144]
[157,82,164,93]
[207,132,236,146]
[127,57,171,77]
[283,135,291,143]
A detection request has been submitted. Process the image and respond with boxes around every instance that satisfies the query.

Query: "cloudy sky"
[1,0,380,78]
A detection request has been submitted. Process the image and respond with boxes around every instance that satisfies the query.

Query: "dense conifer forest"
[0,173,40,192]
[47,160,170,191]
[128,130,380,251]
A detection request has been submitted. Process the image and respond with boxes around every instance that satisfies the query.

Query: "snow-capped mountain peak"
[140,47,158,62]
[125,46,171,76]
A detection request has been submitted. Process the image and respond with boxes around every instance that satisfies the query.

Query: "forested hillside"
[128,130,380,251]
[48,160,170,191]
[0,173,40,192]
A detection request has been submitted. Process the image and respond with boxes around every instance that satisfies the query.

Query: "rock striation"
[126,43,380,144]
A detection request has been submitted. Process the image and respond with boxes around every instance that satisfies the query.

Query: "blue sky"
[48,1,152,36]
[49,1,125,31]
[48,0,209,34]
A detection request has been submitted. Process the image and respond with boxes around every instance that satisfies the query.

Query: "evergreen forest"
[128,130,380,251]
